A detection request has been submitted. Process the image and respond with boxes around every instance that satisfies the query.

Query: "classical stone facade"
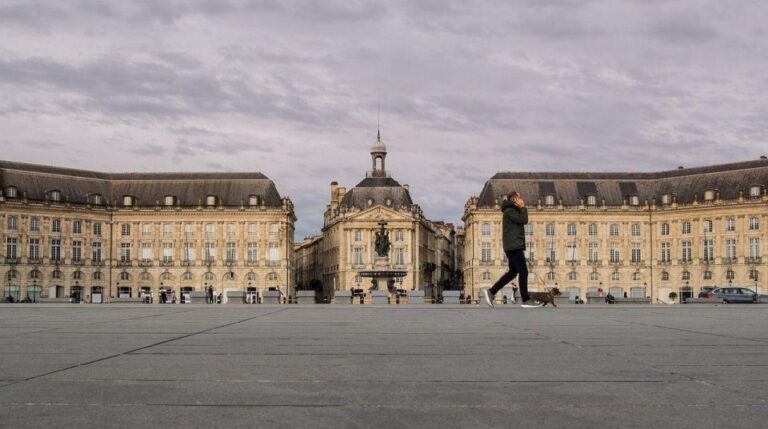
[1,161,295,302]
[463,158,768,303]
[295,133,458,301]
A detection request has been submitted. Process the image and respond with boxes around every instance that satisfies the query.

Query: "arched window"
[567,223,577,236]
[611,272,620,281]
[182,272,193,281]
[139,272,151,281]
[568,271,577,281]
[4,186,18,199]
[160,272,173,281]
[93,272,102,280]
[246,272,257,281]
[73,271,83,280]
[30,270,42,280]
[204,272,215,281]
[51,270,61,279]
[49,190,62,202]
[632,272,642,281]
[120,272,130,281]
[267,272,279,281]
[123,195,134,207]
[586,195,597,206]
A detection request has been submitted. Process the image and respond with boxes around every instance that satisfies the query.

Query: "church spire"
[370,130,387,177]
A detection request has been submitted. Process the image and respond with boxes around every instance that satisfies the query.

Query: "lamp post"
[684,281,689,304]
[32,279,37,303]
[644,282,647,300]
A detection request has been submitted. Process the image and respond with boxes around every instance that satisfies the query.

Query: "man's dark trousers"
[489,249,529,302]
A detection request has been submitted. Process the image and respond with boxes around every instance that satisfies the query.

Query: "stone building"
[298,132,457,301]
[0,161,296,303]
[463,158,768,303]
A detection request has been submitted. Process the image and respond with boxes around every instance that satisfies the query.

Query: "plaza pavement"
[0,304,766,428]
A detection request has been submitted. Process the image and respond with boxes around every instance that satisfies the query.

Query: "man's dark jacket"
[501,200,528,251]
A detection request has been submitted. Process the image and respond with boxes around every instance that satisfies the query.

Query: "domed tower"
[370,129,387,178]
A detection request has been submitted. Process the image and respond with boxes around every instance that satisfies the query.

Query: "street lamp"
[684,281,689,304]
[32,279,37,303]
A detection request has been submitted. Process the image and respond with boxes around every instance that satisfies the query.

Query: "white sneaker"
[483,290,495,308]
[521,300,543,308]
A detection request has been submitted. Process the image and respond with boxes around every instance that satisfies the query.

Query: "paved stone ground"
[0,304,766,428]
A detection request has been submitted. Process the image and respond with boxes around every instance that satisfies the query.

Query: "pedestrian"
[483,191,541,308]
[207,285,214,304]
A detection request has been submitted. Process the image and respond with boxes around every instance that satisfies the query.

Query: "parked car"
[703,287,757,303]
[698,286,716,298]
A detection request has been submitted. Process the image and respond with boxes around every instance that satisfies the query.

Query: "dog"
[529,287,562,307]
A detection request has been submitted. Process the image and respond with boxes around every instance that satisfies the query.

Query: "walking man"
[483,191,540,308]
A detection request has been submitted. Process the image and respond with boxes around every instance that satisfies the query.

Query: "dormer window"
[661,194,671,205]
[385,198,393,207]
[123,195,134,207]
[586,195,597,206]
[206,195,217,207]
[750,185,762,198]
[629,195,640,206]
[704,190,715,201]
[367,198,374,207]
[544,195,555,207]
[164,195,176,206]
[248,195,259,206]
[90,194,103,205]
[49,190,61,202]
[5,186,18,199]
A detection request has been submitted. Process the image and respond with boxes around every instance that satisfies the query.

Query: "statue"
[374,220,391,257]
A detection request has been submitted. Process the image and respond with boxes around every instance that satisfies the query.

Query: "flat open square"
[0,304,766,428]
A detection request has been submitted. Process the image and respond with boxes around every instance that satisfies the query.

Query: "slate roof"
[0,160,283,207]
[340,176,413,210]
[477,158,768,207]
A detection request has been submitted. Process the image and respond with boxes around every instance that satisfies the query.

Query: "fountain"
[358,220,407,302]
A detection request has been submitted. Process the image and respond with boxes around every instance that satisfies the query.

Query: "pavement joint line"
[36,378,671,384]
[0,308,287,391]
[464,308,768,405]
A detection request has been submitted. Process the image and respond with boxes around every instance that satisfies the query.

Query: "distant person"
[483,191,540,308]
[207,286,214,304]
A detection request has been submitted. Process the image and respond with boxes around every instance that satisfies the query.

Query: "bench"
[295,290,317,304]
[613,297,651,304]
[684,298,724,304]
[407,290,425,304]
[332,290,353,304]
[441,290,460,304]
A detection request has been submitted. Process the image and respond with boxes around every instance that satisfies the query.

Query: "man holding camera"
[483,191,540,308]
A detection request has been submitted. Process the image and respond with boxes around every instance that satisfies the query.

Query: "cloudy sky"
[1,0,766,238]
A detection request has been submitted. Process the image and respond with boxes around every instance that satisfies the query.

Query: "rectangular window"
[353,247,363,265]
[546,223,555,236]
[588,242,599,262]
[183,243,195,262]
[682,221,691,234]
[703,239,714,262]
[268,243,279,261]
[703,220,713,233]
[481,223,491,236]
[247,243,258,263]
[6,238,17,259]
[480,242,492,262]
[609,224,619,236]
[749,238,761,258]
[588,223,597,236]
[661,223,670,235]
[631,223,641,236]
[227,223,236,236]
[162,242,173,263]
[93,222,102,236]
[725,218,736,232]
[205,223,214,237]
[141,243,152,262]
[73,220,82,234]
[204,242,216,262]
[92,242,102,263]
[142,224,152,236]
[546,241,556,262]
[226,242,236,262]
[248,223,258,236]
[163,223,173,237]
[725,239,737,260]
[631,243,642,263]
[525,242,535,261]
[184,223,193,235]
[50,239,61,261]
[72,240,82,262]
[661,242,671,262]
[52,219,61,233]
[395,248,404,265]
[567,223,577,236]
[395,230,404,242]
[29,239,40,260]
[566,243,578,261]
[269,223,279,238]
[121,223,131,236]
[524,224,533,236]
[30,217,40,232]
[120,243,131,262]
[681,241,692,262]
[749,217,759,230]
[609,248,620,263]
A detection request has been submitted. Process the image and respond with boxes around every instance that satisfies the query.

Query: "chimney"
[330,181,338,203]
[403,184,409,191]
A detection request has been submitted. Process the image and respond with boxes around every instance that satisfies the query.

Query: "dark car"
[704,287,757,303]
